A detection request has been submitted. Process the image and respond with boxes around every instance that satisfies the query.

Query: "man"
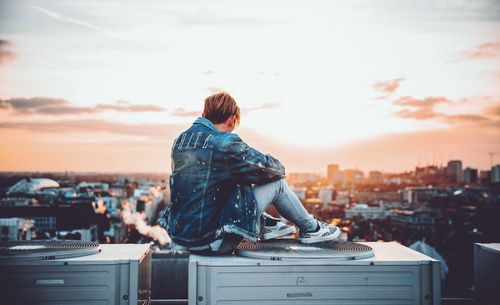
[158,92,340,254]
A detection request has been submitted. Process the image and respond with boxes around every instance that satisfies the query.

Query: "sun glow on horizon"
[0,0,499,172]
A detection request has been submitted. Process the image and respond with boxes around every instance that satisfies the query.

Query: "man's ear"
[201,112,206,118]
[228,115,236,127]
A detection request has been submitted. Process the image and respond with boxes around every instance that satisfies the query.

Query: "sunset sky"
[0,0,499,174]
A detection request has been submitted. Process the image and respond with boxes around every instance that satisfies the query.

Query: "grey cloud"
[0,97,67,111]
[386,0,500,22]
[0,97,165,115]
[0,39,17,65]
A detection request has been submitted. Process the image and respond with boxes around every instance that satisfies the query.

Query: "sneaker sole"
[298,227,341,244]
[263,226,297,240]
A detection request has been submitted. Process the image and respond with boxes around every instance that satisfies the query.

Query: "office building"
[327,164,343,184]
[446,160,463,183]
[479,170,491,184]
[344,169,364,185]
[368,170,383,185]
[345,203,391,219]
[463,167,478,184]
[491,165,500,183]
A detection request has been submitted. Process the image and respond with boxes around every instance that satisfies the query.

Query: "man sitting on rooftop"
[158,92,340,254]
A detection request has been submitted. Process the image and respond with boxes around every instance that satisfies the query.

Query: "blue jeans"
[172,179,316,254]
[254,179,317,232]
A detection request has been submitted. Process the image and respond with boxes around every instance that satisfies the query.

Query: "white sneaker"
[262,213,297,240]
[298,220,341,244]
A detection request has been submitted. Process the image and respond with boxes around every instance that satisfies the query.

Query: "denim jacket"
[157,117,285,247]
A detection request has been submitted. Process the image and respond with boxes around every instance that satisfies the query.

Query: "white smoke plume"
[121,203,170,245]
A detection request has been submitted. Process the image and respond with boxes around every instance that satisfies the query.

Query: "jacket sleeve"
[224,135,285,185]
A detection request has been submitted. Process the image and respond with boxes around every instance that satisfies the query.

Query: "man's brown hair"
[203,92,240,125]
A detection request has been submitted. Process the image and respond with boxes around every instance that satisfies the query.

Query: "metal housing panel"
[204,265,420,303]
[189,242,441,305]
[188,259,198,305]
[0,244,151,305]
[475,243,500,305]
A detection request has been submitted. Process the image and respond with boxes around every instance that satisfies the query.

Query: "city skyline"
[1,0,499,173]
[1,159,498,179]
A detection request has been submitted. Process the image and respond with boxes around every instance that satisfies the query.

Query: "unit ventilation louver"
[236,239,374,260]
[0,240,101,261]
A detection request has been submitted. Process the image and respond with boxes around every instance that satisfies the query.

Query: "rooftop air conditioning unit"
[474,243,500,305]
[0,241,151,305]
[188,240,440,305]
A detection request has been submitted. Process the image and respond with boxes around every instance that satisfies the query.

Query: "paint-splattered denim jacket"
[157,117,285,247]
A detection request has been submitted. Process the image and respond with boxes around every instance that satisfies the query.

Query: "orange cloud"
[207,87,227,93]
[0,119,182,140]
[1,97,497,173]
[244,102,280,113]
[373,77,404,99]
[238,123,500,173]
[171,108,200,117]
[0,131,171,173]
[393,96,450,120]
[0,97,165,115]
[392,95,498,126]
[441,114,492,124]
[461,42,500,60]
[0,39,17,65]
[170,102,280,118]
[486,104,500,117]
[2,122,498,173]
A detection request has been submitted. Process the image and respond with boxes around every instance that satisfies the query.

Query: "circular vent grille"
[236,239,374,260]
[0,240,101,261]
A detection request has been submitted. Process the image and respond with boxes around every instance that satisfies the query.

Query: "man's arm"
[225,135,285,185]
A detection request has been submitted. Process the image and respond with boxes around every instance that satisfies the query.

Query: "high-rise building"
[463,167,478,184]
[491,165,500,183]
[287,173,321,185]
[479,170,491,184]
[326,164,342,184]
[446,160,463,183]
[344,169,364,185]
[368,171,384,185]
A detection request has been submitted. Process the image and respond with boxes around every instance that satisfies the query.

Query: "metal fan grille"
[236,239,374,260]
[0,240,101,261]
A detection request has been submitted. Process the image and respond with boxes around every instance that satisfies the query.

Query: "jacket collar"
[193,117,217,131]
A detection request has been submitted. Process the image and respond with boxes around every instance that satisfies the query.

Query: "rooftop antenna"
[489,152,500,167]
